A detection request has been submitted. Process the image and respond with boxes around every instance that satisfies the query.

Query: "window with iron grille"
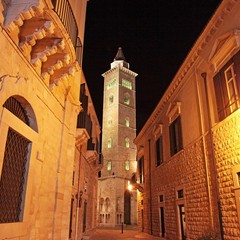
[0,97,31,223]
[213,50,240,121]
[169,116,183,156]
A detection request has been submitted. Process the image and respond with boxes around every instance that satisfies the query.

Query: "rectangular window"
[122,79,132,89]
[0,128,30,223]
[107,79,116,90]
[169,116,183,156]
[213,51,240,121]
[177,189,184,199]
[138,156,144,183]
[225,65,239,112]
[125,161,130,171]
[107,161,112,171]
[160,207,165,238]
[156,136,164,166]
[159,195,164,202]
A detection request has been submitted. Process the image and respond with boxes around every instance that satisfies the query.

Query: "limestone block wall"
[72,147,99,239]
[136,134,220,239]
[151,139,217,239]
[212,109,240,239]
[0,19,80,240]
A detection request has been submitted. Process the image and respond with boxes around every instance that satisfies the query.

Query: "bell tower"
[98,47,138,227]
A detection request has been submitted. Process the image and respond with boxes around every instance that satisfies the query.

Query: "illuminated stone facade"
[98,48,138,227]
[71,74,102,240]
[0,1,97,239]
[134,0,240,239]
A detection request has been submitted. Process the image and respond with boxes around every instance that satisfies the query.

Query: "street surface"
[88,228,159,240]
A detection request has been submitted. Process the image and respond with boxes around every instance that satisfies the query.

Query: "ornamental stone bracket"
[75,129,89,151]
[85,150,98,164]
[2,0,79,90]
[131,183,144,193]
[85,150,103,172]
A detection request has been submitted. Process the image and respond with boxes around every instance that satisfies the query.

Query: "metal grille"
[3,97,29,126]
[0,97,31,223]
[51,0,78,47]
[0,128,30,223]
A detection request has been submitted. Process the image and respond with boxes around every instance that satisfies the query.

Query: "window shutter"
[213,72,227,121]
[169,123,176,156]
[233,51,240,98]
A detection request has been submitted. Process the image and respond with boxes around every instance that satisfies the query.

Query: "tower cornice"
[102,66,138,78]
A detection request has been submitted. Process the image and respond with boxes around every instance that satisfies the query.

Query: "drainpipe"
[148,139,153,235]
[200,72,224,240]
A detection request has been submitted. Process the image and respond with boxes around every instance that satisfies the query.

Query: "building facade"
[134,0,240,239]
[0,0,100,239]
[98,48,138,227]
[71,74,102,240]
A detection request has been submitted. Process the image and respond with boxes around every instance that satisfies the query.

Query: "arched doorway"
[124,190,131,224]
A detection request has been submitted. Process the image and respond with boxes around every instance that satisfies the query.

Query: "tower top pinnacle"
[114,47,126,61]
[111,47,129,69]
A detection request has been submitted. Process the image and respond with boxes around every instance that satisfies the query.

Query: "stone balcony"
[75,128,89,150]
[1,0,81,89]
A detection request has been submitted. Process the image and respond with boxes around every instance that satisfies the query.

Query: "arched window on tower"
[107,161,112,171]
[107,138,112,148]
[108,117,113,126]
[109,94,114,105]
[124,93,130,105]
[125,137,130,148]
[125,117,130,127]
[125,160,130,171]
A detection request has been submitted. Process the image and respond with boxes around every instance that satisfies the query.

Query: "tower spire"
[114,47,126,61]
[111,47,129,69]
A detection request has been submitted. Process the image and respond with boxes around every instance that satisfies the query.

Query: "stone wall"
[0,1,81,239]
[212,109,240,239]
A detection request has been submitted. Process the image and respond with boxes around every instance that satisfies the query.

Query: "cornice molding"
[136,0,238,141]
[102,66,138,78]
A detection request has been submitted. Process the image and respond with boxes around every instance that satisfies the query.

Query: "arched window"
[125,137,130,148]
[99,198,104,212]
[106,197,110,212]
[107,138,112,148]
[124,94,130,105]
[125,118,130,127]
[108,117,113,126]
[125,161,130,171]
[0,96,37,223]
[109,94,114,105]
[107,161,112,171]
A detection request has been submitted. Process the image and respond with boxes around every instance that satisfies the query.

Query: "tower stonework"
[98,48,138,227]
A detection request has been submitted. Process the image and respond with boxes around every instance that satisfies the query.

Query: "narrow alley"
[88,227,159,240]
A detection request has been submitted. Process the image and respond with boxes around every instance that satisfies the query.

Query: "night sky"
[82,0,221,133]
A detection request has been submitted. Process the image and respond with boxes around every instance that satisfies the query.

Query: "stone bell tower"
[98,47,138,227]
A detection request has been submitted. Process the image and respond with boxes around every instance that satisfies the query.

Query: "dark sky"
[82,0,221,133]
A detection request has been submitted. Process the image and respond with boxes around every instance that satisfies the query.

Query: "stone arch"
[99,197,104,212]
[3,95,38,132]
[124,190,131,225]
[105,197,110,212]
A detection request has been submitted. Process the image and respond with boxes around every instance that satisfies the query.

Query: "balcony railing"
[51,0,82,64]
